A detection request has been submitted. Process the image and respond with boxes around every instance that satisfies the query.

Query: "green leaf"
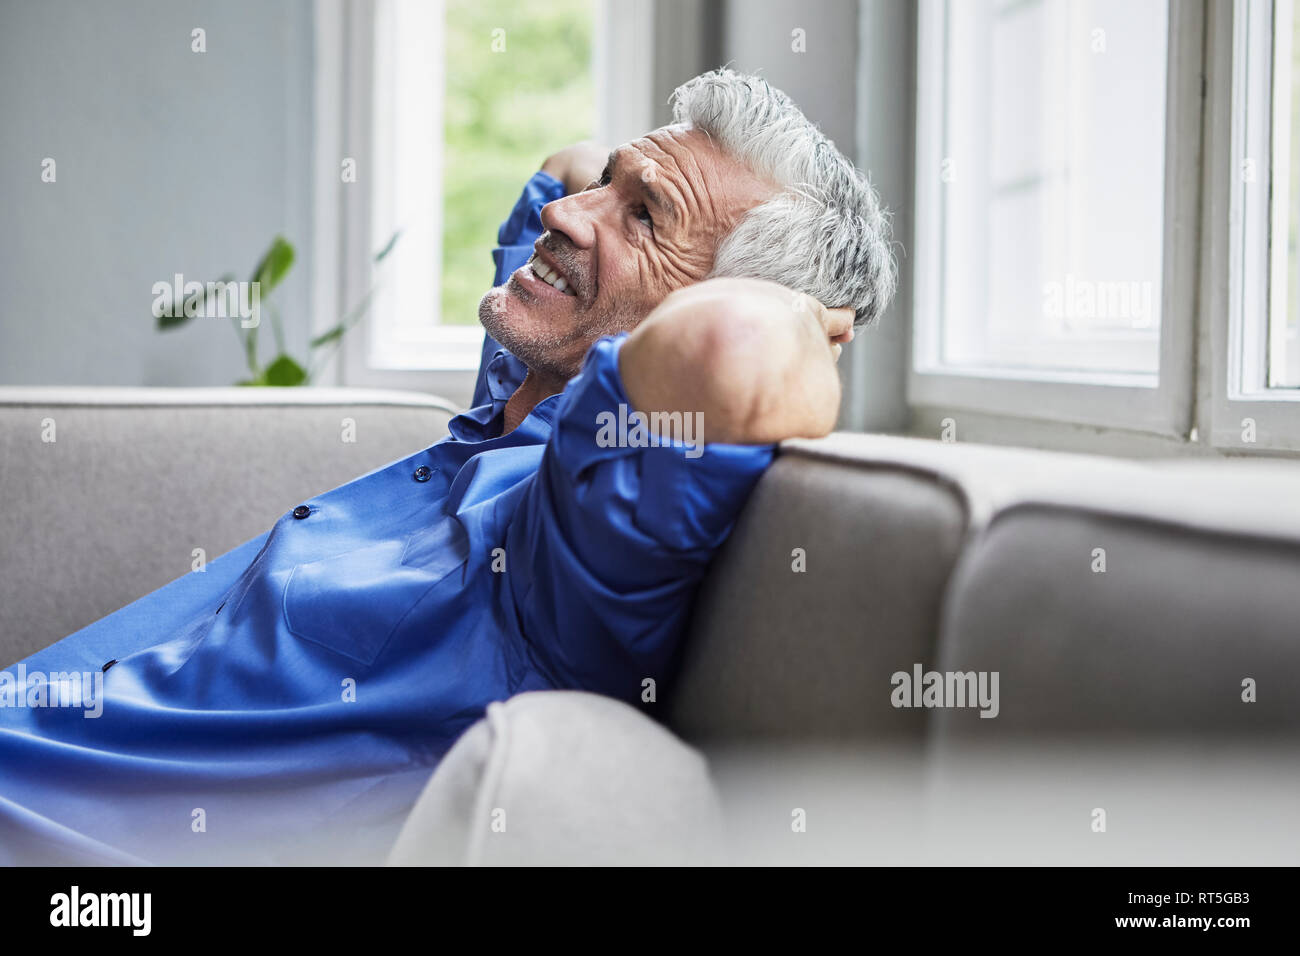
[268,302,285,355]
[250,236,295,295]
[262,354,308,387]
[156,310,191,331]
[154,272,238,330]
[309,323,347,349]
[373,229,402,263]
[243,319,258,374]
[307,285,378,363]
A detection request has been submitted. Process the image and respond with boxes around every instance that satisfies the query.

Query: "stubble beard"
[478,281,639,384]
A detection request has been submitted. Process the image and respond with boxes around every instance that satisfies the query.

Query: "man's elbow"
[623,282,841,445]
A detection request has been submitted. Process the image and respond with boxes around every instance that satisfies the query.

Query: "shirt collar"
[483,349,521,405]
[447,350,562,445]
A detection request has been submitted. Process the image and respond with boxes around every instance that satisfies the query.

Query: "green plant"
[154,232,399,386]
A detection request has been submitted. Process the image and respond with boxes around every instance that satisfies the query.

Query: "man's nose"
[539,190,603,250]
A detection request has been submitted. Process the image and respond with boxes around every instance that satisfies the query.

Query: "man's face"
[479,124,777,384]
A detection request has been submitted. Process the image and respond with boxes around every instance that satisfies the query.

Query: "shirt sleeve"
[503,334,776,702]
[471,170,566,408]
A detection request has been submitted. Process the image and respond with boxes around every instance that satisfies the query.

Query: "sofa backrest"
[668,438,969,742]
[0,386,454,663]
[670,433,1300,747]
[932,464,1300,744]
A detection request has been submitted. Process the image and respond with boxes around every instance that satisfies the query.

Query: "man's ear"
[830,318,855,345]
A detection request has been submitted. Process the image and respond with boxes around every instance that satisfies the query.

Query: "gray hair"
[671,68,896,328]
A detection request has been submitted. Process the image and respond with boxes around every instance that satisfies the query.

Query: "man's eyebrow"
[608,147,678,222]
[640,178,677,223]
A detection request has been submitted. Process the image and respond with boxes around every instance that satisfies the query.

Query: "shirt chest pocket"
[282,517,469,667]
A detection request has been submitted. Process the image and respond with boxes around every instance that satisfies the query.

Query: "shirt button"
[292,505,311,519]
[413,466,432,482]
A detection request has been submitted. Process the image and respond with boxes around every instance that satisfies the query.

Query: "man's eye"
[598,168,612,186]
[635,206,654,231]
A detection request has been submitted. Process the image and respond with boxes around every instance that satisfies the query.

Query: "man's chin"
[478,285,555,368]
[479,284,527,334]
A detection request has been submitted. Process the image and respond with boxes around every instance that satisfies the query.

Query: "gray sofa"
[3,387,1299,865]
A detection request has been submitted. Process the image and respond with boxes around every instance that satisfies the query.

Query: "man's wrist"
[533,168,564,193]
[539,141,608,196]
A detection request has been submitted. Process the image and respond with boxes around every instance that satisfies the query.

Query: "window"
[1232,0,1300,398]
[317,0,597,391]
[369,0,596,371]
[909,0,1300,450]
[1275,0,1300,388]
[1208,0,1300,450]
[911,0,1199,434]
[925,0,1167,378]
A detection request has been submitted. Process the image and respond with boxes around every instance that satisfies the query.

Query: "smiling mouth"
[527,253,577,296]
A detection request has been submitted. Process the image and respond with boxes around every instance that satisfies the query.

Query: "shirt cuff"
[495,170,565,248]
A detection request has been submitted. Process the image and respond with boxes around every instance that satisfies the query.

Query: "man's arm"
[540,140,607,195]
[501,334,775,701]
[620,277,855,445]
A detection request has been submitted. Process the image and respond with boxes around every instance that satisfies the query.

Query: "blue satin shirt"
[0,172,775,865]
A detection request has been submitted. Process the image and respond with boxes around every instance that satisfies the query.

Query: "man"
[0,69,894,864]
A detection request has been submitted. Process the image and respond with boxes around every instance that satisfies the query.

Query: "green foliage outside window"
[440,0,595,325]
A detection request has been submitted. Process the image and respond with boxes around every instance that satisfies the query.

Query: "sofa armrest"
[388,691,724,866]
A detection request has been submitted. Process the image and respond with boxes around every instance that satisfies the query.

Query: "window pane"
[441,0,595,327]
[938,0,1168,377]
[1275,0,1300,387]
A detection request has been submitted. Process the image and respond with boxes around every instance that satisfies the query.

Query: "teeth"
[529,255,576,295]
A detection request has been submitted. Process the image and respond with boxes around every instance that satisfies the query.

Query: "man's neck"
[501,369,565,435]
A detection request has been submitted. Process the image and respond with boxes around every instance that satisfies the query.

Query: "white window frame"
[364,0,481,374]
[325,0,496,396]
[1204,0,1300,451]
[908,0,1203,438]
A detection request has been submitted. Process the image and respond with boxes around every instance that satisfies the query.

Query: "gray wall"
[847,0,914,432]
[712,0,913,432]
[644,0,860,168]
[717,0,860,162]
[0,0,314,386]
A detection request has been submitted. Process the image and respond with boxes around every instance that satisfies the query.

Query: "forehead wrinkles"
[650,129,773,242]
[634,132,714,229]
